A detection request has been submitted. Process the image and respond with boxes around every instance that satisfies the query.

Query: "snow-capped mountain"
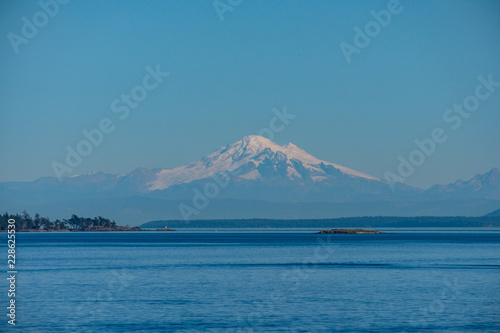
[147,135,382,191]
[134,135,402,203]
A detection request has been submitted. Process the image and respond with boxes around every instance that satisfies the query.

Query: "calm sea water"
[1,228,499,332]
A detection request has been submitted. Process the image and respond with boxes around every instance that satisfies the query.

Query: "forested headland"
[0,211,140,231]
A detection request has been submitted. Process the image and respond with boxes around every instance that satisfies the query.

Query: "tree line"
[0,211,117,231]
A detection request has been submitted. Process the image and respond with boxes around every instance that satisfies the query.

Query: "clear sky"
[1,0,499,189]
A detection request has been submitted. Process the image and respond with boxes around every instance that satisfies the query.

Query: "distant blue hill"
[485,209,500,216]
[141,216,500,229]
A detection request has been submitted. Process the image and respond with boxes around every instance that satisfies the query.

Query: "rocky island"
[156,227,176,231]
[316,229,383,234]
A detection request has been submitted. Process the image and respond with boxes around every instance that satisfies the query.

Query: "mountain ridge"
[424,167,500,200]
[0,135,499,224]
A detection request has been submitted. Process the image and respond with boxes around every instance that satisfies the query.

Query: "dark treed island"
[0,211,141,232]
[317,229,383,234]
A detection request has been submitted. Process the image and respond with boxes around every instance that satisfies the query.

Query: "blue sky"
[1,0,499,188]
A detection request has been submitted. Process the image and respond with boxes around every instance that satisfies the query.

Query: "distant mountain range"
[1,135,499,225]
[425,167,500,200]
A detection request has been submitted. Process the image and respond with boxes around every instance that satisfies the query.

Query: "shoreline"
[3,226,499,233]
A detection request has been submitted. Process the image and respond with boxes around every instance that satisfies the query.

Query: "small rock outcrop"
[316,229,383,234]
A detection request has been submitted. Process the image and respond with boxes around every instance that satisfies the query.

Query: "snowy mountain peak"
[146,136,381,191]
[242,135,274,147]
[231,135,322,165]
[239,135,308,156]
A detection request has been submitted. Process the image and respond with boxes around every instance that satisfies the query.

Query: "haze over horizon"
[1,0,500,189]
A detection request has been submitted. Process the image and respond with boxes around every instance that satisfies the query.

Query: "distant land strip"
[141,216,500,229]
